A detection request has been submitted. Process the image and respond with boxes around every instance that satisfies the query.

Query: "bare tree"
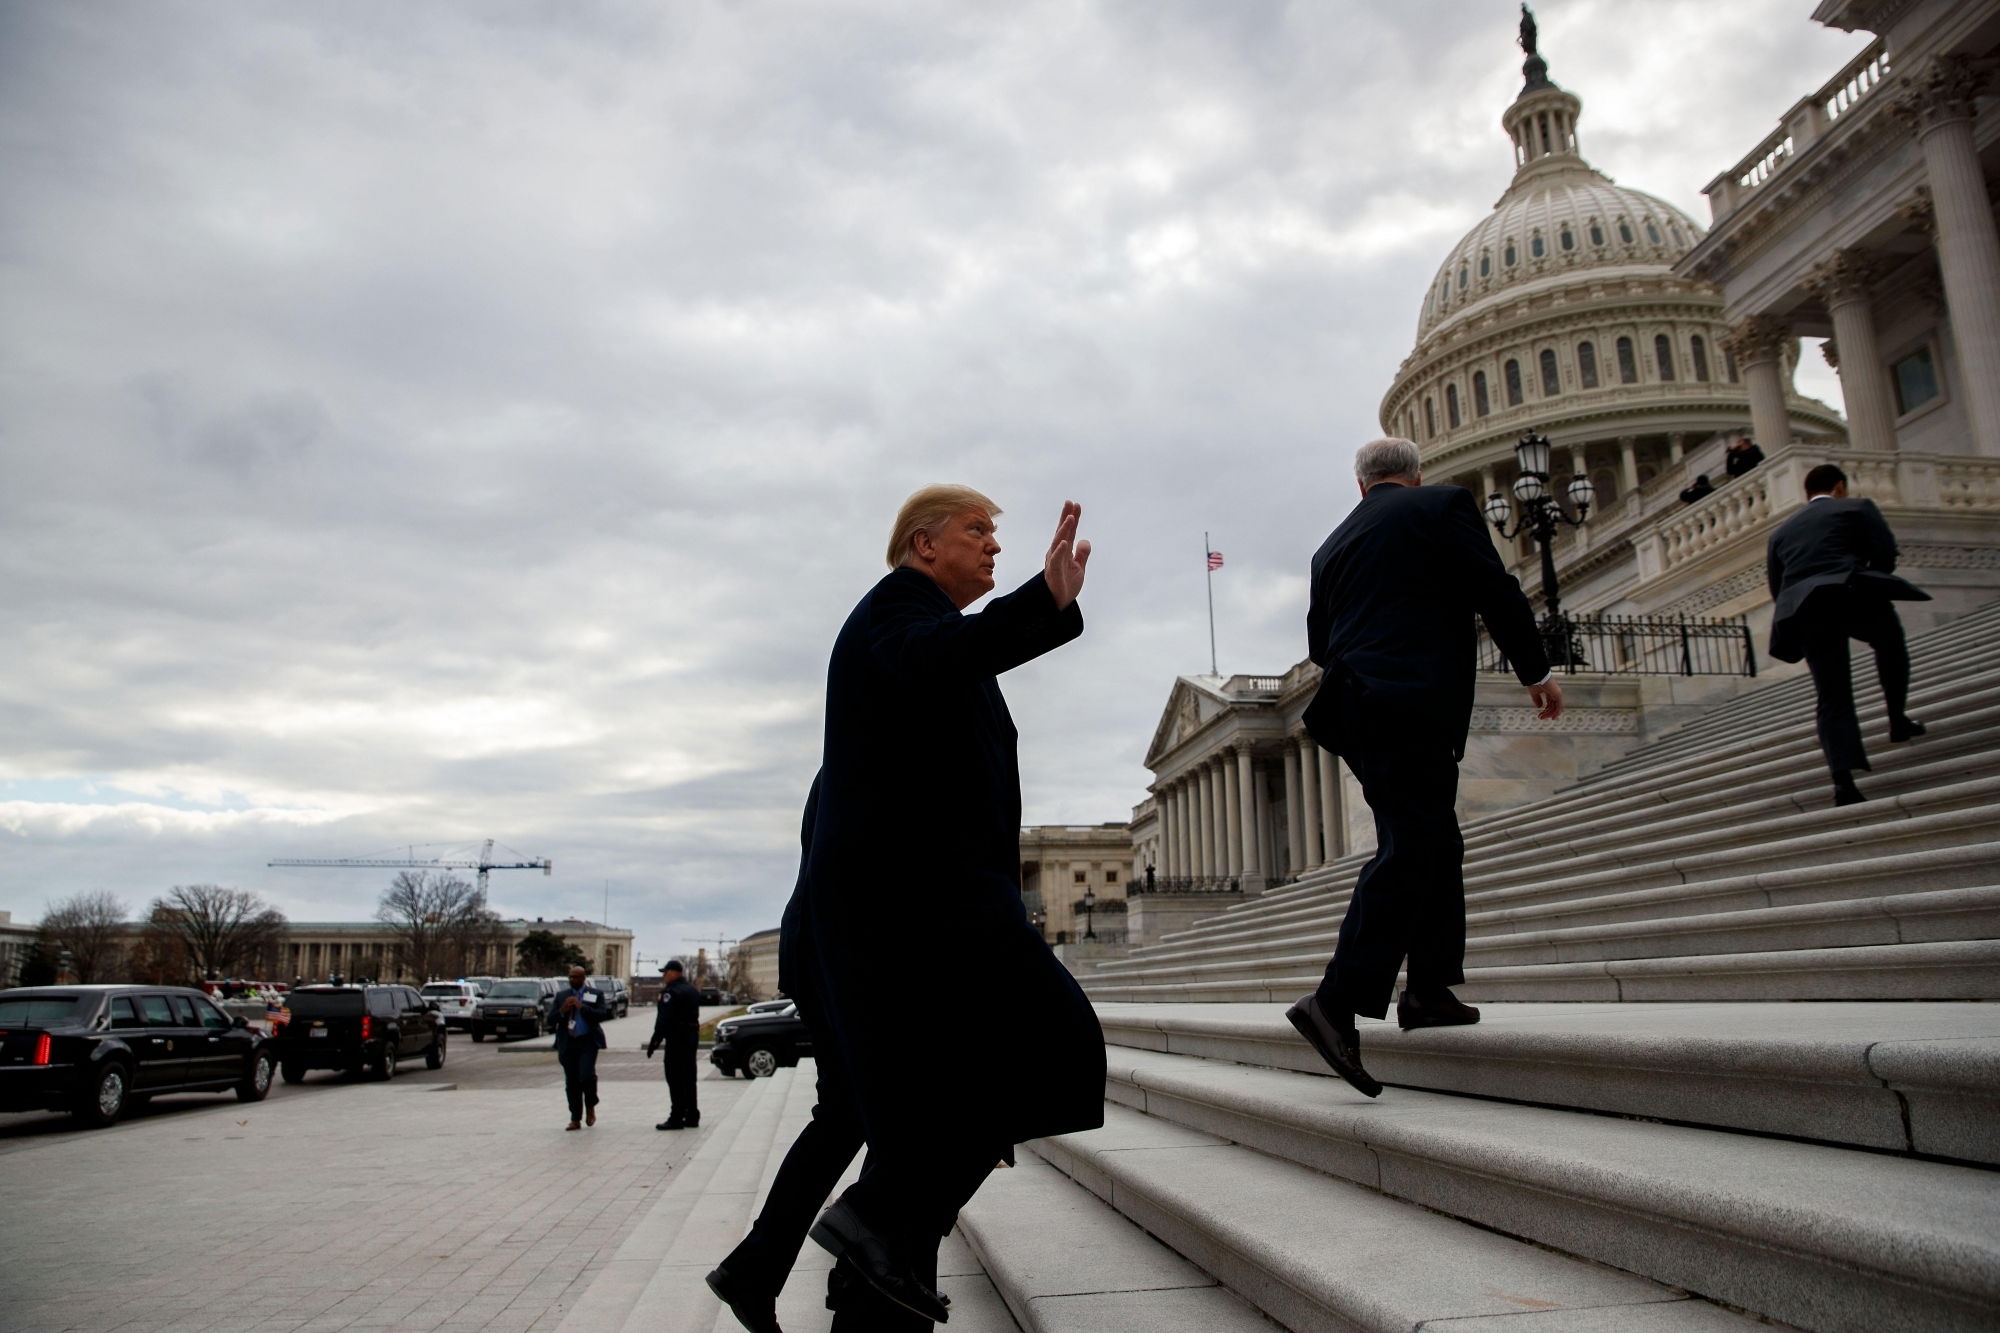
[38,890,131,982]
[142,885,289,983]
[376,871,504,982]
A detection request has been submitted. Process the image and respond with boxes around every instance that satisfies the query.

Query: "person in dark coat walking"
[775,484,1103,1328]
[1291,437,1561,1099]
[553,964,611,1130]
[1766,463,1930,806]
[647,961,702,1129]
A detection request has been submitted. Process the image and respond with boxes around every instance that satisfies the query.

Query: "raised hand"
[1044,500,1091,610]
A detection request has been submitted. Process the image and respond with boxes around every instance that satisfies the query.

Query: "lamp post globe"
[1482,426,1591,670]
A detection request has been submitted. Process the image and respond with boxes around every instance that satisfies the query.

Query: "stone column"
[1177,781,1194,882]
[1808,249,1898,451]
[1221,750,1243,881]
[1618,435,1640,496]
[1236,746,1261,883]
[1157,787,1178,879]
[1282,743,1303,878]
[1212,759,1232,877]
[1724,315,1793,451]
[1900,58,2000,456]
[1666,432,1685,465]
[1191,769,1211,882]
[1252,760,1272,885]
[1317,747,1342,860]
[1297,735,1324,868]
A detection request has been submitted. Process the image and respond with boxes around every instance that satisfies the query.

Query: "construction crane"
[270,838,552,898]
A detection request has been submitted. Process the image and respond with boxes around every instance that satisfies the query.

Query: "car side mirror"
[231,1015,250,1029]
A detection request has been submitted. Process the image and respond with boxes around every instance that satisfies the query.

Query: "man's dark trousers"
[559,1042,599,1122]
[1314,695,1466,1020]
[662,1030,698,1122]
[1800,588,1911,775]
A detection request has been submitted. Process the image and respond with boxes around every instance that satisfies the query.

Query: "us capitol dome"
[1380,22,1845,619]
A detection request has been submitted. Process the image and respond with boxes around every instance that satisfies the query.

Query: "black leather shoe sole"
[1285,997,1382,1098]
[657,1120,685,1130]
[706,1266,783,1333]
[809,1200,950,1324]
[1890,719,1927,742]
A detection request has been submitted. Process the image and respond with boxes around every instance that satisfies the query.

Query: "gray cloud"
[1,1,1866,959]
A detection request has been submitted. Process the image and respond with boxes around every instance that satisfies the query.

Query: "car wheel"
[744,1046,779,1078]
[426,1033,447,1070]
[280,1060,305,1084]
[472,1029,486,1042]
[236,1051,276,1103]
[74,1062,131,1127]
[372,1044,396,1081]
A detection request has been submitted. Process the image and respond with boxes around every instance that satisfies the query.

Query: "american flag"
[1206,550,1224,571]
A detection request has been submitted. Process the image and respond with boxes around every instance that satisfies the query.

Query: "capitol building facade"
[1114,0,2000,949]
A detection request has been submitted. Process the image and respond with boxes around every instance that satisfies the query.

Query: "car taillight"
[33,1033,52,1066]
[360,1016,372,1041]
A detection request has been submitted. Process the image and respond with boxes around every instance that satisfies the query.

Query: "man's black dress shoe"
[657,1118,685,1130]
[1284,995,1382,1098]
[1890,716,1927,743]
[1832,774,1867,806]
[1397,989,1481,1031]
[706,1264,783,1333]
[809,1198,950,1324]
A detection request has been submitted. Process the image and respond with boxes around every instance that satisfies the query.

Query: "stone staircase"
[1083,595,2000,1006]
[950,597,2000,1331]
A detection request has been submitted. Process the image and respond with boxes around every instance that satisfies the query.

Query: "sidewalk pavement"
[0,1041,747,1333]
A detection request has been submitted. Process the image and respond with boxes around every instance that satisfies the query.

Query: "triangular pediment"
[1144,677,1223,770]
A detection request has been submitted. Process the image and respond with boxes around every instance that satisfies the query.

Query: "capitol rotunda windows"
[1540,348,1561,397]
[1618,220,1635,244]
[1589,221,1605,246]
[1505,358,1524,406]
[1655,333,1676,381]
[1531,233,1546,259]
[1446,383,1462,429]
[1616,336,1638,384]
[1505,241,1518,267]
[1474,370,1491,416]
[1578,340,1599,388]
[1560,225,1575,251]
[1691,335,1710,382]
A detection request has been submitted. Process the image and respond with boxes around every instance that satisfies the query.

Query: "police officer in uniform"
[647,959,701,1129]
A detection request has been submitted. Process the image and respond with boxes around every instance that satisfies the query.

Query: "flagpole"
[1204,530,1218,677]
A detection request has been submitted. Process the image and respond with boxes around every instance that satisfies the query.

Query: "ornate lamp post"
[1030,907,1046,940]
[1483,428,1595,666]
[1081,886,1097,941]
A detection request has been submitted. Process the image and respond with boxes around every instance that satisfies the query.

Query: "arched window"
[1618,220,1635,244]
[1531,234,1546,259]
[1655,333,1676,381]
[1559,226,1575,251]
[1616,336,1638,384]
[1593,467,1619,509]
[1540,348,1561,397]
[1440,276,1450,301]
[1724,346,1739,382]
[1504,241,1518,267]
[1480,252,1492,278]
[1505,358,1524,406]
[1578,341,1599,388]
[1691,334,1711,382]
[1589,221,1605,246]
[1667,222,1683,246]
[1646,220,1663,245]
[1473,370,1490,416]
[1424,397,1437,438]
[1460,264,1470,288]
[1446,383,1462,428]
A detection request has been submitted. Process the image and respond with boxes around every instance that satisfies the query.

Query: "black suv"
[0,985,277,1128]
[275,985,445,1082]
[709,1003,811,1078]
[469,978,557,1040]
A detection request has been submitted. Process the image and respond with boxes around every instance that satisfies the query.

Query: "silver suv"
[420,981,482,1031]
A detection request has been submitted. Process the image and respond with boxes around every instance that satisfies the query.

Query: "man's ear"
[911,528,937,563]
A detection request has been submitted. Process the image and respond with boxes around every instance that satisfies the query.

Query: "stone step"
[1031,1103,1768,1332]
[1098,830,2000,981]
[956,1154,1275,1333]
[1082,938,2000,1004]
[1090,1045,2000,1332]
[1140,831,2000,968]
[1089,1000,2000,1165]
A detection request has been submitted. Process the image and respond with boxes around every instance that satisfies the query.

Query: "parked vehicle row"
[276,985,446,1084]
[467,975,631,1041]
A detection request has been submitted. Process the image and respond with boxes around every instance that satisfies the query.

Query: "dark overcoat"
[788,566,1104,1152]
[1766,496,1929,663]
[1302,483,1549,760]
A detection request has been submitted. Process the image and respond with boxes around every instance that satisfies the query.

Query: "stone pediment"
[1143,677,1224,771]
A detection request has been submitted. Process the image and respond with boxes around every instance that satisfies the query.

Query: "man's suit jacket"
[1765,496,1928,664]
[551,984,609,1053]
[1304,483,1549,761]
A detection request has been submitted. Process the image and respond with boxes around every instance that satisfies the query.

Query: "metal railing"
[1479,614,1757,677]
[1131,876,1246,896]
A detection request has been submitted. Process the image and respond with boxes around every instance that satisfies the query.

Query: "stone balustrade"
[1704,38,1891,222]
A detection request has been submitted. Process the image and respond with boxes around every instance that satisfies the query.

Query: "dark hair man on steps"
[1288,437,1562,1099]
[1765,463,1931,807]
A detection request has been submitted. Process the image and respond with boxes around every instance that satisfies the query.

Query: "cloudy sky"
[1,1,1864,969]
